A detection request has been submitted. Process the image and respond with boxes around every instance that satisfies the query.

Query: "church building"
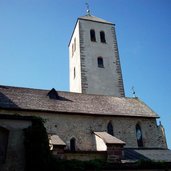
[0,11,171,171]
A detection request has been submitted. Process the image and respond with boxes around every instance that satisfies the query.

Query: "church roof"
[0,85,159,118]
[78,15,113,25]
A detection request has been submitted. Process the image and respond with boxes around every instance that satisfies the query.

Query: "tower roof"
[68,14,113,46]
[78,15,113,25]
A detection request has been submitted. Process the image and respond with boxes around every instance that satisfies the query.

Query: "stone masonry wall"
[0,109,167,151]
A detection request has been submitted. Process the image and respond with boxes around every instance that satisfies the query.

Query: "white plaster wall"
[0,119,31,171]
[0,119,31,129]
[69,21,82,93]
[95,135,107,151]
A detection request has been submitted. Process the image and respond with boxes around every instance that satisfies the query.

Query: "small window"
[136,124,143,147]
[90,29,96,42]
[100,31,106,43]
[70,138,76,151]
[97,57,104,68]
[107,121,114,136]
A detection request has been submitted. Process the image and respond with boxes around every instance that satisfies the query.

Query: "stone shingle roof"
[134,149,171,162]
[94,132,125,145]
[124,149,171,162]
[0,85,159,118]
[50,135,66,146]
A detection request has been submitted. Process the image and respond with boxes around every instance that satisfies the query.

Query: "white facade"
[69,15,125,97]
[69,22,82,93]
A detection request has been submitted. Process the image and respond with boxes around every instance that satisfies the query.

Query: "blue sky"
[0,0,170,148]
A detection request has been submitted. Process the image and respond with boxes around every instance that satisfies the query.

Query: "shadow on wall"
[0,127,9,164]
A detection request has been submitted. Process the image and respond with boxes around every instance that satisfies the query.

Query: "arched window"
[0,127,9,164]
[97,57,104,68]
[70,138,76,152]
[100,31,106,43]
[136,124,143,147]
[90,29,96,42]
[107,121,114,136]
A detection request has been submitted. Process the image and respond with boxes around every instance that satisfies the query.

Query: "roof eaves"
[136,98,160,118]
[0,106,159,118]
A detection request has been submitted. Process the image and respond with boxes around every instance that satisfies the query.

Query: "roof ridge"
[0,84,134,99]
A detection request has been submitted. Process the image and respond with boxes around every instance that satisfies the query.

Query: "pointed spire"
[85,2,91,16]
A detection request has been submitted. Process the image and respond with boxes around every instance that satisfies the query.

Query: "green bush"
[24,117,52,171]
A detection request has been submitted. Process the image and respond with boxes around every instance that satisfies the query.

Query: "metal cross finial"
[159,121,162,126]
[85,2,91,15]
[132,86,137,98]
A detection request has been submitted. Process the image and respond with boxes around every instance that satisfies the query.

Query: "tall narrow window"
[72,44,74,57]
[100,31,106,43]
[97,57,104,68]
[90,29,96,42]
[70,138,76,151]
[74,38,76,52]
[74,67,76,79]
[0,127,9,164]
[72,38,76,57]
[136,124,143,147]
[107,121,114,136]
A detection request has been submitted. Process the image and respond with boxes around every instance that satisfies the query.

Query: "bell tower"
[69,13,125,97]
